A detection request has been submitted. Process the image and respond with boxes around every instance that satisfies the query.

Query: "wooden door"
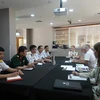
[16,37,24,51]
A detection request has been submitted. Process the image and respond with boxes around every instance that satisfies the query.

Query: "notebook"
[7,75,22,82]
[54,79,82,91]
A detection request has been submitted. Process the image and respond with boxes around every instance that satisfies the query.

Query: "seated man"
[73,45,96,70]
[68,45,78,58]
[11,46,34,70]
[86,44,94,54]
[0,47,23,79]
[37,45,51,62]
[43,45,52,59]
[26,45,43,63]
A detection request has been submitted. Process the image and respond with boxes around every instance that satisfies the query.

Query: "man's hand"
[74,56,80,59]
[8,72,19,77]
[34,62,38,65]
[18,70,24,75]
[72,71,79,76]
[73,59,79,62]
[23,65,28,69]
[46,59,52,62]
[42,60,45,64]
[44,59,52,62]
[28,63,35,68]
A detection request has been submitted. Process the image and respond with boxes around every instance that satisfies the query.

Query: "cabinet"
[55,29,69,46]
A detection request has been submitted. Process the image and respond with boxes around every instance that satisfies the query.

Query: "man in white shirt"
[43,45,51,59]
[26,45,43,63]
[37,45,51,62]
[0,47,23,79]
[73,45,96,70]
[86,44,94,54]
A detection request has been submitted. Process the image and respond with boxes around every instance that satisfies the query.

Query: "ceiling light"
[62,0,67,2]
[31,14,35,17]
[50,23,53,25]
[78,20,81,22]
[69,9,74,12]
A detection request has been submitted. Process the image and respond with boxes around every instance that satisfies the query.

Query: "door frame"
[16,37,24,51]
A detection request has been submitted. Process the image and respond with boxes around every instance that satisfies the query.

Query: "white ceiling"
[0,0,100,28]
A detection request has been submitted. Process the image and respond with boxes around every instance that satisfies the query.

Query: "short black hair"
[30,45,37,51]
[18,46,27,54]
[86,44,90,48]
[38,45,43,50]
[44,45,49,49]
[0,47,4,52]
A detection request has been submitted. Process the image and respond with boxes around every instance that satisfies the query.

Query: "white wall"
[33,27,53,50]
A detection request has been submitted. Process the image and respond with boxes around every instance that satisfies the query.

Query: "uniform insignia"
[0,60,3,63]
[23,60,25,62]
[17,55,19,58]
[27,52,31,55]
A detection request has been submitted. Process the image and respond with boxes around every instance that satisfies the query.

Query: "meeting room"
[0,0,100,100]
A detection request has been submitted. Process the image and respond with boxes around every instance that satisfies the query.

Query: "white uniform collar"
[37,50,42,55]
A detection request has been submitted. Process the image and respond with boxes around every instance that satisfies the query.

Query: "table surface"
[0,57,94,100]
[34,56,93,100]
[0,63,55,96]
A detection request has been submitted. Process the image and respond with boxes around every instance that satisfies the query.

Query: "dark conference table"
[0,57,93,100]
[34,57,93,100]
[0,63,55,100]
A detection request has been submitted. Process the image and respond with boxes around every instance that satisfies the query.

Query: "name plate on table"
[7,75,22,82]
[24,68,33,70]
[37,63,43,65]
[68,74,87,81]
[61,65,75,71]
[61,65,73,68]
[65,59,73,63]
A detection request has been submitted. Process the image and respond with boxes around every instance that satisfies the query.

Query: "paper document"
[37,63,43,65]
[76,64,84,67]
[7,75,22,82]
[65,61,70,63]
[24,68,33,70]
[68,74,87,81]
[66,67,75,71]
[76,64,89,72]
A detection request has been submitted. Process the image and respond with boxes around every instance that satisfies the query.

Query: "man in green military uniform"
[11,46,34,70]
